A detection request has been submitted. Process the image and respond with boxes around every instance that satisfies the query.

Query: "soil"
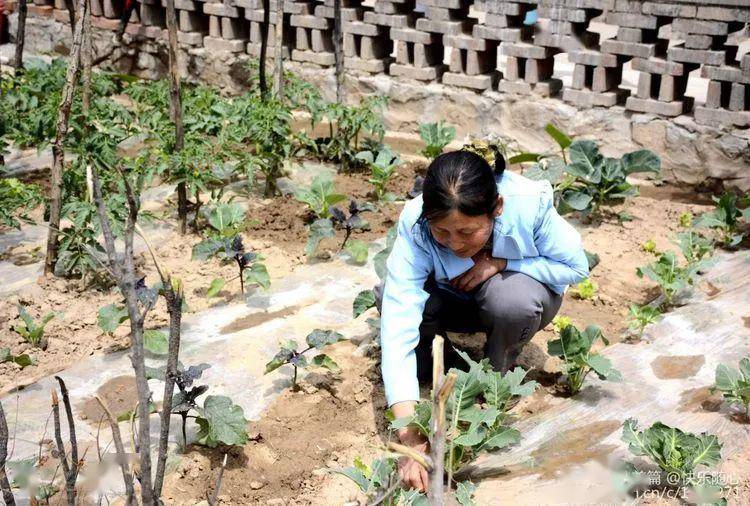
[4,159,750,505]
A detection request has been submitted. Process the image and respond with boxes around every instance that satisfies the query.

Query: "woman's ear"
[492,196,504,218]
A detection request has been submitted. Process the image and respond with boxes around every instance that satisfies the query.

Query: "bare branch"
[387,442,433,472]
[54,376,79,498]
[51,389,75,505]
[12,0,27,70]
[94,396,136,505]
[208,453,228,506]
[0,401,16,506]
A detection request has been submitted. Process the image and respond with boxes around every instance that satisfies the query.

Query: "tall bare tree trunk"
[64,0,76,32]
[259,0,270,98]
[272,0,285,98]
[13,0,27,70]
[44,0,87,275]
[333,0,344,104]
[0,401,15,506]
[164,0,186,234]
[82,0,92,113]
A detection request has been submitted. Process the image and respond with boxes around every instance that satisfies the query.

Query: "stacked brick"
[414,0,498,91]
[25,0,750,125]
[688,6,750,127]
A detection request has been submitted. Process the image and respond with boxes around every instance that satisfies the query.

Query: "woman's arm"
[504,185,589,290]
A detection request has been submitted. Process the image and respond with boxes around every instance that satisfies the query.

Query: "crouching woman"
[377,149,589,491]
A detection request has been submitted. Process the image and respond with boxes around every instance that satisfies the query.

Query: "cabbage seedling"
[12,306,57,349]
[356,146,400,201]
[636,251,702,307]
[294,174,346,220]
[419,121,456,160]
[627,304,662,338]
[571,278,597,300]
[622,419,722,486]
[264,329,345,389]
[695,192,750,248]
[641,239,657,253]
[547,324,621,394]
[712,358,750,417]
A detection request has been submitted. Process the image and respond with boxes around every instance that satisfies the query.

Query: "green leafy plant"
[695,192,750,248]
[551,315,572,333]
[636,251,703,307]
[419,121,456,160]
[335,455,478,505]
[12,306,56,349]
[712,358,750,417]
[97,303,129,334]
[622,419,722,486]
[571,278,597,300]
[264,329,346,389]
[674,230,714,267]
[294,174,346,219]
[627,304,662,338]
[192,203,269,295]
[391,350,536,478]
[0,347,34,369]
[356,146,401,201]
[641,239,657,254]
[322,96,387,171]
[511,124,661,216]
[0,177,44,228]
[679,211,693,228]
[547,324,621,394]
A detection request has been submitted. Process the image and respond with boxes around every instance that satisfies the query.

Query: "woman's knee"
[476,273,545,324]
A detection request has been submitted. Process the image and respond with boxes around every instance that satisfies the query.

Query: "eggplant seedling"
[711,358,750,418]
[306,200,373,260]
[264,329,346,389]
[547,324,621,394]
[12,306,57,349]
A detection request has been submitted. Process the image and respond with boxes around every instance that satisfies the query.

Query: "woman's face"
[428,198,503,258]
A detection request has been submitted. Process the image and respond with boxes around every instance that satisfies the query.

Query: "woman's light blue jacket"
[380,170,590,406]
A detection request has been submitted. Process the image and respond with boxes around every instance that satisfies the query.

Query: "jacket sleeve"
[380,215,433,407]
[504,184,589,292]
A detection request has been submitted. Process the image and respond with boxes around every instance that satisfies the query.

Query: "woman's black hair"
[419,149,505,224]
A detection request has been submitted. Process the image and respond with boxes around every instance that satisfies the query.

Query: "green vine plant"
[712,358,750,419]
[419,121,456,160]
[547,323,621,394]
[510,123,661,217]
[264,329,346,390]
[191,202,270,296]
[621,419,725,503]
[12,306,58,350]
[694,192,750,249]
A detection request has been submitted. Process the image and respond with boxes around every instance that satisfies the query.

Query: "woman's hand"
[397,428,430,492]
[451,251,507,292]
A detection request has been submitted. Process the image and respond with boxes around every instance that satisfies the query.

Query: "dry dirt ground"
[3,162,750,505]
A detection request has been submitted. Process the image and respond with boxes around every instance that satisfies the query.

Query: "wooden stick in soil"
[12,0,28,70]
[51,389,76,506]
[208,453,228,506]
[54,377,79,489]
[164,0,187,234]
[428,336,457,503]
[90,164,156,505]
[0,401,16,506]
[332,0,344,104]
[272,0,285,98]
[258,0,270,98]
[82,0,93,114]
[43,0,87,275]
[94,396,136,505]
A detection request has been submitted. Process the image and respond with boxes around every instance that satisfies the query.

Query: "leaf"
[508,152,542,164]
[545,123,572,150]
[208,202,245,235]
[143,329,169,354]
[97,304,129,333]
[311,353,339,371]
[265,348,294,374]
[345,239,369,264]
[244,262,270,290]
[561,189,593,211]
[206,278,226,297]
[305,218,335,257]
[585,250,600,271]
[195,395,248,447]
[479,426,521,451]
[587,354,621,381]
[621,149,660,175]
[524,157,566,185]
[353,289,377,318]
[333,466,369,492]
[567,140,603,184]
[306,329,345,349]
[456,480,477,506]
[192,238,224,261]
